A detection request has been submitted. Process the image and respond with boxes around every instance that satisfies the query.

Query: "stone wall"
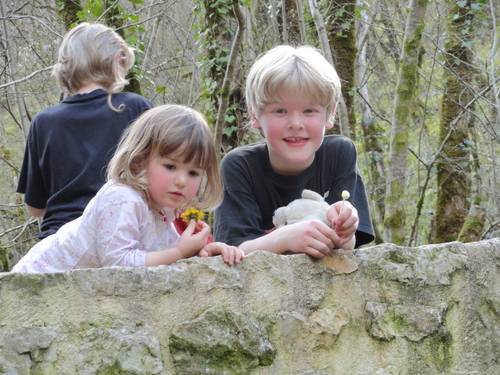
[1,238,500,374]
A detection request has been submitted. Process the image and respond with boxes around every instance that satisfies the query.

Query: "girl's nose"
[174,173,187,187]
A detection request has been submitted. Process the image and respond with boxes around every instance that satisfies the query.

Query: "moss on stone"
[425,328,453,370]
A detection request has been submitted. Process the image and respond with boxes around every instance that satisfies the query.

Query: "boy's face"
[251,92,334,175]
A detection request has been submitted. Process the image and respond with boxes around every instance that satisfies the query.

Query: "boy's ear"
[249,107,261,129]
[326,105,337,129]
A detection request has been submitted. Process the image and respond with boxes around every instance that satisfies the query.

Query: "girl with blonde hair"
[13,105,244,273]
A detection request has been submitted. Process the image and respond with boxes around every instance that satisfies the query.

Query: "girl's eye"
[164,164,175,170]
[304,108,320,113]
[189,170,200,177]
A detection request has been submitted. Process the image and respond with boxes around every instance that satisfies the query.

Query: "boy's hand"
[327,201,358,248]
[176,220,211,258]
[275,220,336,258]
[199,242,245,266]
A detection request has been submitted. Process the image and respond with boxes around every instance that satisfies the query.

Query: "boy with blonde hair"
[214,45,374,257]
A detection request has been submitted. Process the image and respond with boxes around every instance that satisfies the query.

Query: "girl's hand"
[199,242,245,266]
[326,201,358,249]
[176,220,211,258]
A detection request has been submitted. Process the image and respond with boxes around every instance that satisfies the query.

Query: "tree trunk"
[214,0,245,156]
[1,0,31,136]
[328,0,357,139]
[356,0,385,244]
[307,0,350,136]
[457,205,486,243]
[431,0,474,243]
[384,0,428,245]
[282,0,302,45]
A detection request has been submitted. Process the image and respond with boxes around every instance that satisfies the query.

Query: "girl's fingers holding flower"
[181,219,197,235]
[195,220,210,233]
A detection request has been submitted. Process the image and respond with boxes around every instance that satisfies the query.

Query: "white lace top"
[12,180,180,273]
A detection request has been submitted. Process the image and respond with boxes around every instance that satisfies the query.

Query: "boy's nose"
[288,112,304,129]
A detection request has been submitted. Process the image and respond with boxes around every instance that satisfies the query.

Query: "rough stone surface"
[1,239,500,374]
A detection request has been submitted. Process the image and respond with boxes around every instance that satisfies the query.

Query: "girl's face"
[251,91,333,175]
[146,148,204,212]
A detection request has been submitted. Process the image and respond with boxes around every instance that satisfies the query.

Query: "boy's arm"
[237,219,351,257]
[25,204,45,218]
[322,137,375,248]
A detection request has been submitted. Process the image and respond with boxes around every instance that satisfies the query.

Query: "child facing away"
[17,22,153,240]
[214,45,375,257]
[12,105,245,273]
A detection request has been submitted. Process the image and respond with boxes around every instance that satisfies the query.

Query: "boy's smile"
[251,93,333,175]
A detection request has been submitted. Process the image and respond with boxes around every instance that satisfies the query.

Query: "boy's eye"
[275,109,286,114]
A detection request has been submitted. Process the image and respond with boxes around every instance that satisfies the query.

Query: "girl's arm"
[145,220,210,266]
[198,242,245,266]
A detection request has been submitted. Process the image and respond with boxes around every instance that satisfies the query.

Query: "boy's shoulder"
[321,135,356,154]
[223,141,267,161]
[323,134,354,146]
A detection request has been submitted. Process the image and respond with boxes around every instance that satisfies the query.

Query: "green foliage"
[193,0,234,98]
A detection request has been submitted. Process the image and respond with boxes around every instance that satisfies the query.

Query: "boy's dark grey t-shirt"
[214,135,375,248]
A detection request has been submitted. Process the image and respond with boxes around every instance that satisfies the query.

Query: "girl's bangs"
[159,131,213,169]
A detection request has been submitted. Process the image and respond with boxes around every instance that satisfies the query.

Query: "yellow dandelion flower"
[181,207,205,223]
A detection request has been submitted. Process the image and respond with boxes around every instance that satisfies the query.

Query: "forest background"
[1,0,499,271]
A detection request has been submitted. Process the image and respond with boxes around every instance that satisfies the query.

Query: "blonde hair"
[52,22,135,111]
[245,45,341,121]
[107,104,223,211]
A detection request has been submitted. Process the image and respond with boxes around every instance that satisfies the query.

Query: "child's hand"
[176,220,211,258]
[275,220,336,258]
[198,242,245,266]
[327,201,358,249]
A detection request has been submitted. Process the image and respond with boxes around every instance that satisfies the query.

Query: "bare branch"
[0,66,53,89]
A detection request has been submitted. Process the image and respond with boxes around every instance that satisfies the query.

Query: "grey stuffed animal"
[273,189,331,229]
